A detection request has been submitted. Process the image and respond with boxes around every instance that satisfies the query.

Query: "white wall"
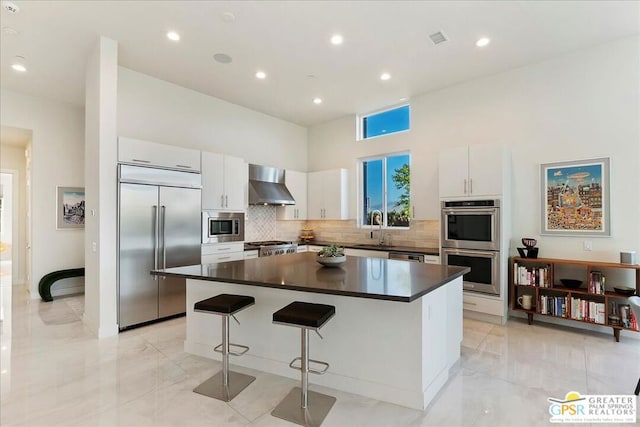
[0,144,28,285]
[117,67,308,171]
[84,36,119,338]
[309,36,640,262]
[0,90,85,296]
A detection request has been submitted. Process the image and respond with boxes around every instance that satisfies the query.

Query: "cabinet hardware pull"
[225,195,228,207]
[464,179,467,194]
[217,247,230,251]
[463,301,477,306]
[412,206,415,218]
[175,164,191,169]
[219,256,231,260]
[132,158,150,163]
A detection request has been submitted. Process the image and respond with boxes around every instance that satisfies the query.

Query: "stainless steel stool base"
[271,387,336,427]
[193,370,256,402]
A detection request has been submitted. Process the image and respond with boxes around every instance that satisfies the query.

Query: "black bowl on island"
[560,279,583,289]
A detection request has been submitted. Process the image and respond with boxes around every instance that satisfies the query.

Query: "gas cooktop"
[245,240,297,257]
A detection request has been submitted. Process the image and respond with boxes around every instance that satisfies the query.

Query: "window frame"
[358,151,411,230]
[357,103,411,141]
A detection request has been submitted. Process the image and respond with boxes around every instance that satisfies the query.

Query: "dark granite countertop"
[244,241,439,256]
[152,252,467,302]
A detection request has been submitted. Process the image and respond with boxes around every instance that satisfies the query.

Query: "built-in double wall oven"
[441,200,501,295]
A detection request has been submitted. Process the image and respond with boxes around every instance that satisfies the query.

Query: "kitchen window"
[361,153,410,228]
[359,104,410,140]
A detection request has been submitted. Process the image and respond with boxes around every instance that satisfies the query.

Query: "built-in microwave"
[202,211,244,244]
[441,200,500,251]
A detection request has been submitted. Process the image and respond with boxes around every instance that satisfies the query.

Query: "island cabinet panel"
[184,275,463,411]
[158,253,467,410]
[421,285,447,388]
[438,144,507,198]
[201,151,246,211]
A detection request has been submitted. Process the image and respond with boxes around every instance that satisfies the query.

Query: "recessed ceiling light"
[313,97,323,105]
[11,56,26,72]
[330,34,343,45]
[476,37,490,47]
[213,53,232,64]
[166,31,180,41]
[255,71,267,79]
[221,12,235,23]
[380,73,391,81]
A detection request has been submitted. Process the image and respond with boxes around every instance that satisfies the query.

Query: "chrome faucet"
[371,210,384,245]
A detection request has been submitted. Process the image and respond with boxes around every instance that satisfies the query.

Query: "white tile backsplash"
[245,205,277,242]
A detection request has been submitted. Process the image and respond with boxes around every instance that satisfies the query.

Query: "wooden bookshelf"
[509,257,640,342]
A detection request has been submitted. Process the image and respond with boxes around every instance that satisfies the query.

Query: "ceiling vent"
[2,1,20,14]
[429,31,447,45]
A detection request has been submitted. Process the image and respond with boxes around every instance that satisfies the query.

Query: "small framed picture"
[540,158,610,236]
[57,186,85,229]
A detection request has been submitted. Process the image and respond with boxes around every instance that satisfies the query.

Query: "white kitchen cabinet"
[424,255,440,264]
[244,250,259,259]
[297,245,308,253]
[307,245,324,253]
[118,136,201,172]
[307,169,349,220]
[344,248,388,259]
[202,243,244,264]
[438,144,508,198]
[201,151,246,211]
[276,170,307,220]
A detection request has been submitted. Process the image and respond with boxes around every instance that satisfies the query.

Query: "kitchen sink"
[350,244,395,250]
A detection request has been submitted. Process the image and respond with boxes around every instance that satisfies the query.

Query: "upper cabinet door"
[201,152,246,211]
[118,137,201,172]
[467,144,505,197]
[277,170,307,220]
[307,171,324,220]
[322,169,348,220]
[307,169,349,220]
[438,146,469,198]
[438,144,507,199]
[223,155,246,211]
[201,151,225,209]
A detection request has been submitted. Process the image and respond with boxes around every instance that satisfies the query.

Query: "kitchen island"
[152,253,468,410]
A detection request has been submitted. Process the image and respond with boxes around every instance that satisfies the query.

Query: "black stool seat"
[273,301,335,328]
[194,294,255,314]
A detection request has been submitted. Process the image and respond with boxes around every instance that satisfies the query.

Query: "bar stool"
[192,293,256,402]
[271,301,336,427]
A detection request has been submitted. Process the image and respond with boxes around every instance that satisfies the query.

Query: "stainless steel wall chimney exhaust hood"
[248,164,295,205]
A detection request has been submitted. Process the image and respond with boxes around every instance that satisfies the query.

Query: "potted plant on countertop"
[317,244,346,267]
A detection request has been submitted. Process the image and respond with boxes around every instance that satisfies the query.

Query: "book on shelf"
[539,295,567,317]
[588,271,605,295]
[570,297,605,324]
[514,262,550,287]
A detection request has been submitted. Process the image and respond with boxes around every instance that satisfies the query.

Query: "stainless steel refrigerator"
[118,164,201,330]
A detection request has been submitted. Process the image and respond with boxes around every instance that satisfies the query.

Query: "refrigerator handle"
[161,205,167,270]
[152,205,158,281]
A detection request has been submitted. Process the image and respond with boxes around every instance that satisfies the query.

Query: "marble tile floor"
[1,288,638,427]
